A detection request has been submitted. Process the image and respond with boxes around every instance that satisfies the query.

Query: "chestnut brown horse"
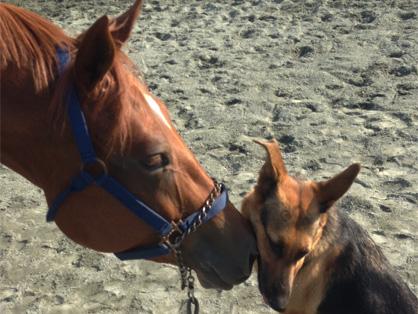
[0,0,256,290]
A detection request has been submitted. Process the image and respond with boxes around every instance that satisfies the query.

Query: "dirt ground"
[1,0,417,313]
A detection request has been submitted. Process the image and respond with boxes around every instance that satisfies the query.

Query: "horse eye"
[143,153,169,171]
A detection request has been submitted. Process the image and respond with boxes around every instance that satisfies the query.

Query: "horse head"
[0,0,257,289]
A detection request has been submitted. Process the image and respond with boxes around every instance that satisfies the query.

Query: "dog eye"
[260,207,269,227]
[295,249,309,261]
[319,202,330,213]
[268,237,284,257]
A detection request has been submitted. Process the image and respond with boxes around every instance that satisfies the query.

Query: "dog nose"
[267,296,286,312]
[269,297,287,312]
[267,291,289,312]
[275,296,289,312]
[248,252,257,271]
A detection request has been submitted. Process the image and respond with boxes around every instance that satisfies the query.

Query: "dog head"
[242,139,360,312]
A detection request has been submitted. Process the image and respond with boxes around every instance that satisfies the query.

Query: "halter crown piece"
[47,47,229,264]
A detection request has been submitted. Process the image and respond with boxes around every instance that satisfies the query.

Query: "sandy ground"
[1,0,417,313]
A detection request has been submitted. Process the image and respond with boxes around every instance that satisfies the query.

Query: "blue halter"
[47,48,228,260]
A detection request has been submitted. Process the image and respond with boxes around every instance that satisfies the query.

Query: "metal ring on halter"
[80,157,108,184]
[160,220,185,250]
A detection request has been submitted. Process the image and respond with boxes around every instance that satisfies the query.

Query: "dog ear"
[109,0,143,47]
[254,139,288,197]
[316,163,360,212]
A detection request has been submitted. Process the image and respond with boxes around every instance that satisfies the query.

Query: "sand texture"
[1,0,417,313]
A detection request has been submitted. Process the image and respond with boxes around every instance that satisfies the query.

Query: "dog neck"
[285,208,343,313]
[302,207,342,270]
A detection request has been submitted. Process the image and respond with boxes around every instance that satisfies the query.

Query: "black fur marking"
[268,236,285,258]
[319,202,330,213]
[261,207,269,228]
[318,211,418,314]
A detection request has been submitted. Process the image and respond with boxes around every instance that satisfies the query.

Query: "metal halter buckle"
[161,220,185,250]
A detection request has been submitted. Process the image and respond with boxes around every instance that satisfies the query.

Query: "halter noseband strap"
[47,48,228,260]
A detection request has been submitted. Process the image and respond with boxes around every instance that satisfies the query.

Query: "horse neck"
[1,62,80,193]
[0,3,79,193]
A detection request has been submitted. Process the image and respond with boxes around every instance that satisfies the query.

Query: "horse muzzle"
[182,201,258,289]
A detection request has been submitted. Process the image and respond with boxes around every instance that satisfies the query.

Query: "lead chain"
[175,247,189,290]
[175,247,199,314]
[186,268,199,314]
[187,182,222,235]
[174,182,222,314]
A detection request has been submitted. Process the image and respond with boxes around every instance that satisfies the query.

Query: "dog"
[242,139,418,314]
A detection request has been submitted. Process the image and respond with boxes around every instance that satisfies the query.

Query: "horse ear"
[109,0,143,46]
[254,139,288,196]
[316,163,360,212]
[75,15,115,94]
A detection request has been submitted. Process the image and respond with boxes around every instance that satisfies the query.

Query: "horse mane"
[0,3,74,91]
[1,3,147,155]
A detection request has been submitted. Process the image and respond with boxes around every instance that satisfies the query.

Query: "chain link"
[186,181,222,235]
[186,271,199,314]
[162,182,222,250]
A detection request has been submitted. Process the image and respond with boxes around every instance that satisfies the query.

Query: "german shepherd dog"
[242,139,418,314]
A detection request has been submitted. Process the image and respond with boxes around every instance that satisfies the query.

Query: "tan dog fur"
[242,139,418,314]
[242,139,359,313]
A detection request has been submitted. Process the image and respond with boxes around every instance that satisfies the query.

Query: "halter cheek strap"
[47,48,228,260]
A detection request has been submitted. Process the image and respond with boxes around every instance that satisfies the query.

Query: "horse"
[0,0,257,291]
